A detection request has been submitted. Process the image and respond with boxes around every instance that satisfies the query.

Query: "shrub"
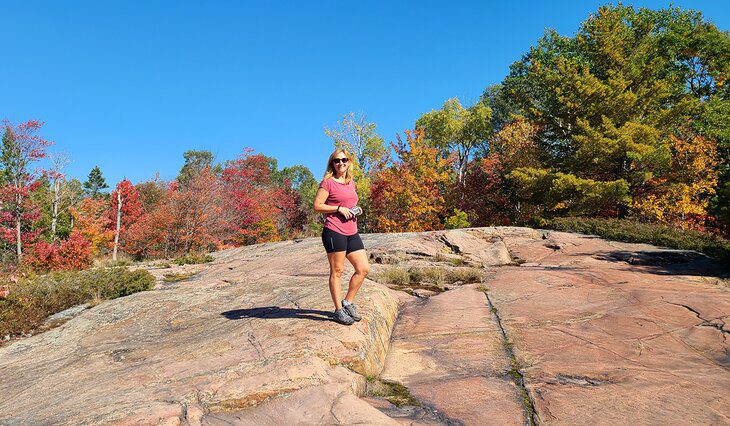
[172,252,214,266]
[444,209,471,230]
[541,217,730,263]
[25,231,93,272]
[0,267,155,338]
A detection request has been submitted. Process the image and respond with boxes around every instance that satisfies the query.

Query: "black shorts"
[322,228,365,254]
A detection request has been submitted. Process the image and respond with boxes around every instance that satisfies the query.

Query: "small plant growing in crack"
[163,272,198,282]
[366,378,421,407]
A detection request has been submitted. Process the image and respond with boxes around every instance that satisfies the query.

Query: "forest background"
[1,4,729,275]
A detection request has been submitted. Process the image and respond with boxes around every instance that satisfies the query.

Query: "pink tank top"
[319,177,359,236]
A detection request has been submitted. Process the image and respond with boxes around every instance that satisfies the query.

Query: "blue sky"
[2,0,728,186]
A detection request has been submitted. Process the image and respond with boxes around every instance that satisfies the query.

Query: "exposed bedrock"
[0,227,728,425]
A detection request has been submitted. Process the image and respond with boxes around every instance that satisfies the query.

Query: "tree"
[83,166,109,198]
[108,179,142,260]
[171,169,225,253]
[44,152,74,240]
[500,4,729,228]
[324,112,388,176]
[416,98,493,186]
[481,84,522,134]
[69,197,113,257]
[177,150,220,186]
[371,129,453,232]
[221,149,304,245]
[459,155,513,226]
[135,174,168,213]
[0,120,52,261]
[276,165,320,235]
[324,113,388,233]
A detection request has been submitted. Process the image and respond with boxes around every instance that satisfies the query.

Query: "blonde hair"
[323,148,354,183]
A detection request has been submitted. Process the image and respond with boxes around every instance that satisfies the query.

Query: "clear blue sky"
[2,1,728,186]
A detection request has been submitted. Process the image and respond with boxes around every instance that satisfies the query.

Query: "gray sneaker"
[342,300,362,321]
[333,308,355,325]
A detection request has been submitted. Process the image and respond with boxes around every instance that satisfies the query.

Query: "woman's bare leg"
[327,251,347,309]
[344,249,370,303]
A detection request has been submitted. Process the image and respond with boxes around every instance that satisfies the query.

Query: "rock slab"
[0,238,399,425]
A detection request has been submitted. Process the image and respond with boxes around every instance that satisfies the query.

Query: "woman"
[313,149,370,325]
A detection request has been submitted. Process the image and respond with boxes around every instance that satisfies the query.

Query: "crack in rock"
[546,375,613,386]
[667,302,729,338]
[437,235,461,254]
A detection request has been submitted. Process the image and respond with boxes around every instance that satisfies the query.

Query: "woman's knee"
[356,264,370,277]
[330,265,345,277]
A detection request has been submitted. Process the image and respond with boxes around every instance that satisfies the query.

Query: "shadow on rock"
[594,250,730,278]
[221,306,333,322]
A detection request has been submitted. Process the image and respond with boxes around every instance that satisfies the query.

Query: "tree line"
[1,4,728,273]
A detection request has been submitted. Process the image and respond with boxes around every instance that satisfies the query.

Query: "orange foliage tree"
[69,197,113,257]
[632,132,719,229]
[371,129,453,232]
[125,169,225,258]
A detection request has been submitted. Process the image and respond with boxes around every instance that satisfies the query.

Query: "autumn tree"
[276,165,320,235]
[70,197,113,257]
[371,129,453,232]
[500,4,729,227]
[221,150,303,245]
[0,120,52,261]
[416,98,492,186]
[177,150,221,186]
[459,155,512,226]
[42,152,80,240]
[325,113,388,233]
[108,179,142,260]
[126,169,226,258]
[83,166,109,198]
[135,174,168,213]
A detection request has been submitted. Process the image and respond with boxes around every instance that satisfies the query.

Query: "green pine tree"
[83,166,109,198]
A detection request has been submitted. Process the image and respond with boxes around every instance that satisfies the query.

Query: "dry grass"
[373,266,484,288]
[163,272,198,282]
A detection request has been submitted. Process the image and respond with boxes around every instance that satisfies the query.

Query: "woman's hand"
[339,206,354,220]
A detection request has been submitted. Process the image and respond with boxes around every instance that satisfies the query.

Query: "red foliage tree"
[458,155,513,226]
[0,120,52,261]
[108,179,142,260]
[221,149,303,245]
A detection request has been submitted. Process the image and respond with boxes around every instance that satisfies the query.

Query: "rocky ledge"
[0,227,728,425]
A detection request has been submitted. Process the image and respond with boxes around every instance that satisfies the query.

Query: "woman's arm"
[314,188,354,219]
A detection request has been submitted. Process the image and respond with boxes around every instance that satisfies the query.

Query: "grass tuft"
[163,272,198,282]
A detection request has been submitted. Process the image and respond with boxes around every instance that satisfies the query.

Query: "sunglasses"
[332,158,350,164]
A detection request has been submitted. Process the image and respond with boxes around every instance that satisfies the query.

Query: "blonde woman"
[313,149,370,325]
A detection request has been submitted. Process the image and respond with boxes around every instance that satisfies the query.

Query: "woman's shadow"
[221,306,333,322]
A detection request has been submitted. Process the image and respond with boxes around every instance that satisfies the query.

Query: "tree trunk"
[51,180,60,240]
[15,216,22,261]
[113,190,123,261]
[15,192,22,261]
